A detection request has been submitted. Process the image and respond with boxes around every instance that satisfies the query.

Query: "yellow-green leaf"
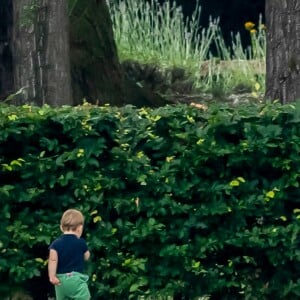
[230,180,240,187]
[196,139,205,145]
[293,208,300,214]
[90,210,98,216]
[187,115,195,123]
[136,151,144,158]
[93,216,102,223]
[77,148,85,158]
[35,258,44,263]
[266,191,275,198]
[166,156,175,162]
[237,177,246,183]
[8,114,17,121]
[192,260,201,269]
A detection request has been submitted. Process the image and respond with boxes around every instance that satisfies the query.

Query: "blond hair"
[60,209,84,231]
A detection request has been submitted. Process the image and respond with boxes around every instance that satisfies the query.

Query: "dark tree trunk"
[265,0,300,103]
[69,0,165,107]
[11,0,72,106]
[1,0,165,107]
[69,0,125,105]
[0,0,14,100]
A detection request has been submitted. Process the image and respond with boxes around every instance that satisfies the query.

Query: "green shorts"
[55,272,91,300]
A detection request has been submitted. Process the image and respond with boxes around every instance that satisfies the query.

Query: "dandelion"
[245,18,265,59]
[244,21,255,31]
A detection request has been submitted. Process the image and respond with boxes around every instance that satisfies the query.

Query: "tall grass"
[108,0,266,96]
[108,0,218,66]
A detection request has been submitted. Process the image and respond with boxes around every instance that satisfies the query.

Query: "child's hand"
[49,276,61,285]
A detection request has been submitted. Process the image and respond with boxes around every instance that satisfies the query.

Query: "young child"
[48,209,91,300]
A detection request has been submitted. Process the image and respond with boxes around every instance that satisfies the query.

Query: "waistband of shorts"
[57,271,83,278]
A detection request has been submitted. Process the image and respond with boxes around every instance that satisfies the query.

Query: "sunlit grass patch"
[108,0,266,96]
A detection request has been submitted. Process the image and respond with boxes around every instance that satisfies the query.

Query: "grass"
[107,0,266,98]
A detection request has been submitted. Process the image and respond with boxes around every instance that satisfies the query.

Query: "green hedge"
[0,102,299,299]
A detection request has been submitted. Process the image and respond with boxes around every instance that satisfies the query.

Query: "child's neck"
[63,231,78,236]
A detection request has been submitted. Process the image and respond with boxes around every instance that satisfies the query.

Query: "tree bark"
[69,0,125,105]
[265,0,300,103]
[12,0,72,106]
[0,0,14,100]
[2,0,165,107]
[69,0,165,107]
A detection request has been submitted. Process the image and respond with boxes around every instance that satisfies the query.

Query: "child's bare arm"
[48,249,60,285]
[84,250,90,261]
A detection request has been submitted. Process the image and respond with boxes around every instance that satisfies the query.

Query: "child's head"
[60,209,84,233]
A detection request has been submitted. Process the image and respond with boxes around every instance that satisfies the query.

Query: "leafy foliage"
[0,102,299,299]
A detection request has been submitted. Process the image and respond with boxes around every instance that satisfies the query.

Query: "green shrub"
[0,102,299,299]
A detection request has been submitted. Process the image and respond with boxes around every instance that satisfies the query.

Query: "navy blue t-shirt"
[49,234,88,274]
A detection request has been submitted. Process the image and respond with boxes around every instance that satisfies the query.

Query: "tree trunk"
[0,0,14,100]
[265,0,300,103]
[69,0,125,105]
[69,0,165,107]
[12,0,72,106]
[1,0,165,107]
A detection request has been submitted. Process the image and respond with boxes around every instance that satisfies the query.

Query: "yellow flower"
[250,29,257,35]
[244,21,255,31]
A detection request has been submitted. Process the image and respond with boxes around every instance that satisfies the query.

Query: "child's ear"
[60,225,64,232]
